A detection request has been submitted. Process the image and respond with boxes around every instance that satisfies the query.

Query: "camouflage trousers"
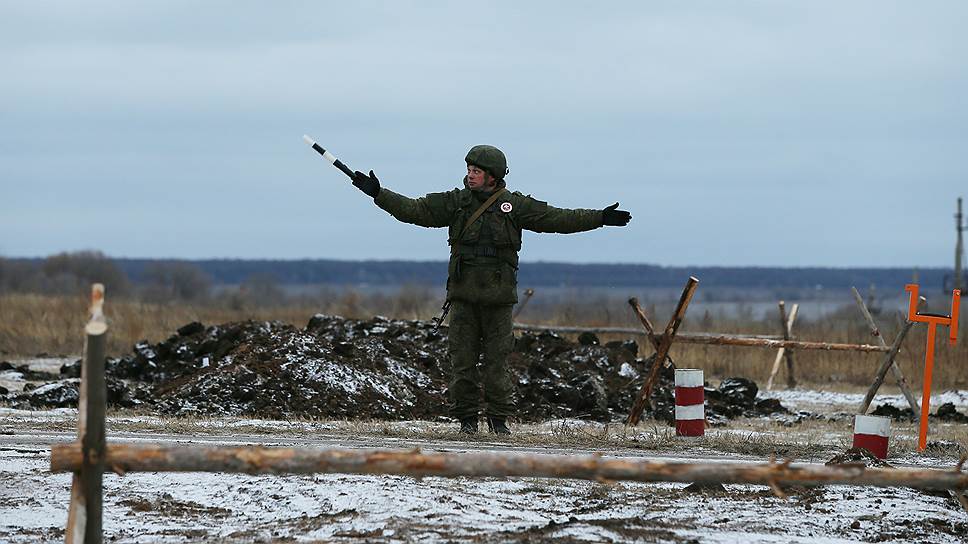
[447,300,515,420]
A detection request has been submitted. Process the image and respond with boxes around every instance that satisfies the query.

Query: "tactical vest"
[447,187,522,305]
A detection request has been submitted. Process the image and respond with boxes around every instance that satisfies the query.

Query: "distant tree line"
[0,251,209,301]
[116,257,945,291]
[0,253,953,302]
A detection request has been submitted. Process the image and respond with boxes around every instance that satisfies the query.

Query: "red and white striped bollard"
[675,369,704,437]
[853,414,891,459]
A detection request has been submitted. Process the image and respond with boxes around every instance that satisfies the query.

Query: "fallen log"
[50,443,968,491]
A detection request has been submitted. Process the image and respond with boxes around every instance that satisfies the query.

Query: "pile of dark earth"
[871,402,968,423]
[7,315,797,423]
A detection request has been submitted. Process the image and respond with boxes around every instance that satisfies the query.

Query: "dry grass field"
[1,290,964,389]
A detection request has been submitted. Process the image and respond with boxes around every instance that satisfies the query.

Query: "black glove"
[602,202,631,226]
[352,170,381,198]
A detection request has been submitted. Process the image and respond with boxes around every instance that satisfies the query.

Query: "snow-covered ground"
[2,439,966,543]
[761,388,968,414]
[0,357,72,394]
[3,354,968,542]
[2,413,967,543]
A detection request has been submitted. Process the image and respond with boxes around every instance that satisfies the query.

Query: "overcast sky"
[1,1,965,267]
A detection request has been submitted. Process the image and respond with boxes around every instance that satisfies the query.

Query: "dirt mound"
[114,316,451,419]
[0,361,59,381]
[870,402,968,422]
[11,378,137,409]
[8,315,788,422]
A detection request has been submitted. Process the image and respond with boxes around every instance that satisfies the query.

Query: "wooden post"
[512,288,535,320]
[851,286,920,418]
[778,302,798,388]
[50,443,968,491]
[767,349,784,390]
[628,297,676,367]
[858,320,915,416]
[626,276,699,426]
[66,284,107,544]
[766,302,798,391]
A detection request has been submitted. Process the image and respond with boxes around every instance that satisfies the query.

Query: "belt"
[450,244,520,275]
[453,244,499,258]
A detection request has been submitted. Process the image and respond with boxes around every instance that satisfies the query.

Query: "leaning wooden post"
[512,288,535,320]
[66,284,108,544]
[626,277,699,426]
[766,348,784,391]
[851,286,920,418]
[858,320,915,416]
[766,302,798,390]
[628,297,676,367]
[778,301,798,388]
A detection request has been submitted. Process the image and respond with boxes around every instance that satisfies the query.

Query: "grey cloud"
[0,1,965,266]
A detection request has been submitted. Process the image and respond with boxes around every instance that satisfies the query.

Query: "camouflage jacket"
[374,180,603,304]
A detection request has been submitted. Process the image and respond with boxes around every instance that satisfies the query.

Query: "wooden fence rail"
[50,443,968,491]
[513,323,890,353]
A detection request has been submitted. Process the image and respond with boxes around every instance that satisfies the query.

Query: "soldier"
[350,145,631,434]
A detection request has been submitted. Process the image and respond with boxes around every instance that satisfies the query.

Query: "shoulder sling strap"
[454,187,507,243]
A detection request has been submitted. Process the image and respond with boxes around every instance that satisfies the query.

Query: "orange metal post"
[919,323,937,450]
[905,285,961,451]
[950,291,960,345]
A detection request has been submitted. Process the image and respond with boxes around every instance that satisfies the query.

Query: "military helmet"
[465,145,508,180]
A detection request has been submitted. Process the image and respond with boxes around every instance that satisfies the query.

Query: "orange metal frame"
[904,284,961,451]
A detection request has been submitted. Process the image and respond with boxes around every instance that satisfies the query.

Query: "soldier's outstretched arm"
[601,202,632,227]
[367,184,456,230]
[517,196,631,233]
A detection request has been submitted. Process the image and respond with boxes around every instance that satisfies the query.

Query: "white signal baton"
[302,135,356,179]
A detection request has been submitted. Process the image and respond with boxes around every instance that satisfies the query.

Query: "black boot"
[487,417,511,435]
[459,417,478,435]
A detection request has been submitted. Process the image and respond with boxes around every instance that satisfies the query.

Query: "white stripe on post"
[675,404,705,420]
[855,414,890,437]
[675,369,704,388]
